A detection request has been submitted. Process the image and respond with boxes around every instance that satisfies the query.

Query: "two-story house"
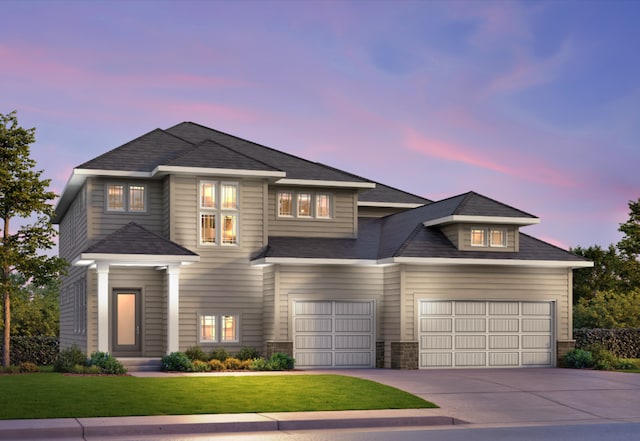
[54,122,591,369]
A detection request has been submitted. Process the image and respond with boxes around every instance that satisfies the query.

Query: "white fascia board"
[74,253,200,267]
[275,178,376,189]
[250,257,378,266]
[358,201,426,208]
[423,215,540,227]
[73,168,153,178]
[154,165,286,179]
[379,257,593,269]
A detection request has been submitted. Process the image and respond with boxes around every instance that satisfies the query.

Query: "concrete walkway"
[2,368,640,439]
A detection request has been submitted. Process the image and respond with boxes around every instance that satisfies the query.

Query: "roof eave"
[358,201,426,209]
[423,215,540,227]
[74,253,200,267]
[379,257,593,268]
[275,178,376,189]
[153,165,286,179]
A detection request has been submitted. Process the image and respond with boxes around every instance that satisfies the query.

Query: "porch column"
[166,264,180,354]
[96,263,110,353]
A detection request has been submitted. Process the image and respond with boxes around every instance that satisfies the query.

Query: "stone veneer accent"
[266,341,293,358]
[376,341,385,368]
[391,341,418,370]
[557,340,575,365]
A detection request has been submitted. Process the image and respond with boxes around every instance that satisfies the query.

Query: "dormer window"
[471,227,507,247]
[106,183,146,213]
[277,191,333,219]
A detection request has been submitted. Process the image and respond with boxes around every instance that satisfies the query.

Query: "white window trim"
[471,227,508,248]
[470,227,488,247]
[105,182,147,213]
[276,190,333,220]
[198,180,240,247]
[197,312,240,344]
[490,227,508,247]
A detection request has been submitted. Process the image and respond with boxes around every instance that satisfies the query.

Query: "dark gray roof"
[165,139,281,172]
[83,223,198,256]
[78,129,194,172]
[358,181,431,205]
[417,191,537,219]
[165,122,369,183]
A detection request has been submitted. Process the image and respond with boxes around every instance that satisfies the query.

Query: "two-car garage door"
[419,300,554,368]
[293,300,375,368]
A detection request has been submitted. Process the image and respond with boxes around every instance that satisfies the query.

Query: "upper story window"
[199,180,239,246]
[471,227,507,247]
[106,183,146,213]
[277,191,333,219]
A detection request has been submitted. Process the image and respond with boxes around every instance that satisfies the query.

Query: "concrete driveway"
[328,368,640,426]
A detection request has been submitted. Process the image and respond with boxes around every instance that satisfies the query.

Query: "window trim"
[490,227,507,247]
[470,227,508,248]
[198,180,240,247]
[106,182,147,213]
[276,190,333,220]
[198,312,240,344]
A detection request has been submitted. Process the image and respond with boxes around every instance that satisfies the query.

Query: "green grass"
[0,373,436,419]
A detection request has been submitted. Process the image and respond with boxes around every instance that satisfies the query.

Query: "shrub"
[19,362,39,373]
[563,348,594,369]
[0,336,59,366]
[88,352,127,375]
[240,359,254,370]
[236,346,260,361]
[574,328,640,358]
[54,345,87,373]
[249,357,269,371]
[192,359,211,372]
[208,359,226,371]
[162,352,194,372]
[2,365,21,374]
[268,352,295,370]
[210,348,229,362]
[224,357,242,370]
[185,346,208,362]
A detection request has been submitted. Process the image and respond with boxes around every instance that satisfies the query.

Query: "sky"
[2,0,639,251]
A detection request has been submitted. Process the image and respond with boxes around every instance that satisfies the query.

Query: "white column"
[166,264,180,354]
[96,263,110,353]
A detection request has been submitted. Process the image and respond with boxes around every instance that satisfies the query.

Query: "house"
[53,122,592,369]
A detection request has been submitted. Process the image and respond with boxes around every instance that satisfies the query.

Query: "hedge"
[0,336,59,366]
[574,328,640,358]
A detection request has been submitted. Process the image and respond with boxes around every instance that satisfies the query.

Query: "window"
[278,192,293,217]
[199,313,239,343]
[106,183,146,212]
[471,228,487,247]
[471,227,508,248]
[490,228,507,247]
[277,190,333,219]
[199,181,239,246]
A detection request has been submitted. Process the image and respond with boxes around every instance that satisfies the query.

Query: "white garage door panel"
[293,300,375,369]
[420,300,554,369]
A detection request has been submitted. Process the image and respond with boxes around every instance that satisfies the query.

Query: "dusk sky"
[2,0,639,251]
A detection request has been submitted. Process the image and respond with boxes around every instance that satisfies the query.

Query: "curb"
[0,410,460,440]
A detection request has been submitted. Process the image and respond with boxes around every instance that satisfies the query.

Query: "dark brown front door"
[113,290,141,354]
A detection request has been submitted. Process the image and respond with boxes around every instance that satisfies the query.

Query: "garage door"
[293,300,375,368]
[419,301,553,368]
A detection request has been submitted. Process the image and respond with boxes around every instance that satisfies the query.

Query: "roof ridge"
[391,223,424,257]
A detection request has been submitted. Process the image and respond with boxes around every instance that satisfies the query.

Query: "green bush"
[574,328,640,358]
[88,352,127,375]
[236,346,260,361]
[185,346,208,362]
[240,359,253,370]
[2,365,22,374]
[563,348,594,369]
[54,345,87,373]
[161,352,194,372]
[249,357,269,371]
[0,336,59,366]
[268,352,295,370]
[210,348,229,361]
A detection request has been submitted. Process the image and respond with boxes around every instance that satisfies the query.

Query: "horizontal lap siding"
[263,266,275,343]
[277,266,384,340]
[90,178,165,242]
[268,188,357,238]
[405,266,571,341]
[382,265,401,368]
[172,177,267,352]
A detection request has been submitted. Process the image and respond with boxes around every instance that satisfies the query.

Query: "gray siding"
[382,265,402,368]
[89,178,165,242]
[268,188,357,238]
[440,224,459,248]
[459,224,519,252]
[404,265,572,342]
[171,176,267,352]
[262,266,275,346]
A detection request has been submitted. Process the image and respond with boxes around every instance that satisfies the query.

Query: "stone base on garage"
[391,341,419,370]
[266,341,293,358]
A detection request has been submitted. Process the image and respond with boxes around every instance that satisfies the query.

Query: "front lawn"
[0,373,436,419]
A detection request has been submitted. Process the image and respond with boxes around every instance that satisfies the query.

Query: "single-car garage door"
[293,300,375,368]
[419,300,554,368]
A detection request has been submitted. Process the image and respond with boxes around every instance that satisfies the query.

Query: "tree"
[618,197,640,260]
[574,289,640,329]
[0,110,67,367]
[0,274,59,336]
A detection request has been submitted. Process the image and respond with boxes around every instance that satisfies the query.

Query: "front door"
[113,290,141,354]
